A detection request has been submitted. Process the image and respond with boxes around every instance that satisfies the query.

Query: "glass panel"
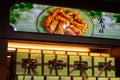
[18,75,31,80]
[30,49,41,53]
[69,55,80,76]
[16,64,26,74]
[34,76,44,80]
[55,50,65,55]
[61,76,71,80]
[17,48,29,53]
[31,66,41,75]
[16,53,28,62]
[107,57,115,65]
[110,78,120,80]
[100,53,110,57]
[106,57,115,77]
[67,51,77,55]
[98,77,109,80]
[43,50,54,54]
[57,55,68,76]
[46,76,59,80]
[16,52,28,74]
[94,57,105,77]
[81,56,92,76]
[78,52,88,56]
[31,54,42,64]
[73,77,82,80]
[44,54,56,75]
[90,53,100,57]
[87,77,96,80]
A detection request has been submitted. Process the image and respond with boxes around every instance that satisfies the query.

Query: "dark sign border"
[3,0,120,46]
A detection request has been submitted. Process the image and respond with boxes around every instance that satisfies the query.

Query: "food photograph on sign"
[10,2,120,39]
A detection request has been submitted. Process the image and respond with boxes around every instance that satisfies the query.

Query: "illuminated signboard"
[10,2,120,39]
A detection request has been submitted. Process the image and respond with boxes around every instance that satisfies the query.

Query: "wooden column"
[0,39,8,80]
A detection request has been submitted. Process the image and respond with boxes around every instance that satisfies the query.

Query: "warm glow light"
[7,55,11,58]
[8,47,16,51]
[90,53,100,57]
[100,53,110,57]
[55,51,66,55]
[30,49,41,53]
[8,47,16,53]
[67,51,77,55]
[8,41,111,57]
[8,41,90,52]
[43,50,54,54]
[78,52,88,56]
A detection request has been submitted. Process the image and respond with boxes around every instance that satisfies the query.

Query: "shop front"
[1,0,120,80]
